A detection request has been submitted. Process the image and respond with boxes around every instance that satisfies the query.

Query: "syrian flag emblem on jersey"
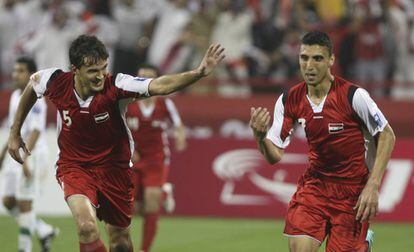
[94,112,110,123]
[328,123,344,134]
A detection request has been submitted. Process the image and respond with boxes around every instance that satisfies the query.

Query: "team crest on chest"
[328,123,344,134]
[94,112,110,123]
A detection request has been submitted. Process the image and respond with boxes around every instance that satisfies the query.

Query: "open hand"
[249,107,271,141]
[354,182,379,222]
[196,44,225,77]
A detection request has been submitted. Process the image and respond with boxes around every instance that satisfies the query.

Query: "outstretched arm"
[148,44,225,95]
[8,83,38,164]
[250,107,284,164]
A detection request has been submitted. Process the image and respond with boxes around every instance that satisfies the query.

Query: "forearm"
[367,124,396,186]
[175,125,186,142]
[25,130,40,153]
[148,69,203,96]
[10,84,38,136]
[256,138,284,164]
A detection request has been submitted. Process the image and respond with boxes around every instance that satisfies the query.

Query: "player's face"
[299,44,334,86]
[75,58,108,93]
[12,63,31,90]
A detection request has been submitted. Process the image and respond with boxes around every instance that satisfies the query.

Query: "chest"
[57,92,118,129]
[293,95,356,138]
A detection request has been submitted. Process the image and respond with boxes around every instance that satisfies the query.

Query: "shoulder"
[333,76,362,105]
[283,81,306,105]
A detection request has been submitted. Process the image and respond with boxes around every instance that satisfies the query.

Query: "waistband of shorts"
[307,169,368,185]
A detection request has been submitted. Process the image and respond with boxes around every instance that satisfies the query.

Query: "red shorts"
[284,170,369,251]
[132,160,169,201]
[56,164,134,228]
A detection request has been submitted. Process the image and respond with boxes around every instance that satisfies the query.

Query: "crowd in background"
[1,0,414,98]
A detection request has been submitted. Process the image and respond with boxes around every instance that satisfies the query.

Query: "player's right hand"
[7,134,30,164]
[249,107,271,141]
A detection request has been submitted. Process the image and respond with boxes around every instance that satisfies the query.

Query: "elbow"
[266,152,282,165]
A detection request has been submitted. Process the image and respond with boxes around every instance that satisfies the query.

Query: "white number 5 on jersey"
[63,110,72,127]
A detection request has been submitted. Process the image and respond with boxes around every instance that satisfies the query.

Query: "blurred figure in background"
[211,0,253,96]
[126,66,187,252]
[112,0,160,75]
[0,57,58,252]
[0,0,19,80]
[148,0,192,74]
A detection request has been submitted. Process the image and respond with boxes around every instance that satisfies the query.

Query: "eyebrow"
[87,63,108,71]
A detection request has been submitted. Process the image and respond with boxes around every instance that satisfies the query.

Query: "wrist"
[366,179,381,189]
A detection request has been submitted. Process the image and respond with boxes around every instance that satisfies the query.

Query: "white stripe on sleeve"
[352,88,388,136]
[165,98,182,127]
[266,94,292,149]
[115,73,152,97]
[31,68,60,98]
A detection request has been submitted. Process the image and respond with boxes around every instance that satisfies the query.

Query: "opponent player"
[249,31,395,251]
[126,66,186,252]
[0,57,58,252]
[7,35,224,252]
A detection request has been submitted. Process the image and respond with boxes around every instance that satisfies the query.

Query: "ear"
[70,64,78,73]
[329,55,335,67]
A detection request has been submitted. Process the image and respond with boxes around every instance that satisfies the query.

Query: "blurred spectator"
[112,0,160,75]
[20,6,85,70]
[211,0,253,95]
[148,0,192,74]
[0,0,19,79]
[389,0,414,82]
[84,0,120,72]
[351,0,387,96]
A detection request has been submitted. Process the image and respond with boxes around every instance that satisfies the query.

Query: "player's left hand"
[354,182,380,222]
[8,134,31,164]
[196,44,225,77]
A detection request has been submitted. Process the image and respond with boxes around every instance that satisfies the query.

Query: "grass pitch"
[0,216,413,251]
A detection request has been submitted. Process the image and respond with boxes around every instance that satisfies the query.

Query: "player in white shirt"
[0,57,58,252]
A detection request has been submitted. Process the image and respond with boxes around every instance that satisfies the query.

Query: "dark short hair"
[137,64,160,76]
[69,35,109,68]
[301,31,333,55]
[16,56,37,73]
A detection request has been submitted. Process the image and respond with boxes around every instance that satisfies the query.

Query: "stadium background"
[1,0,414,251]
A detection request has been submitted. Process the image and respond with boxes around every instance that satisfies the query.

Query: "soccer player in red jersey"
[7,35,224,252]
[126,66,186,252]
[250,31,395,251]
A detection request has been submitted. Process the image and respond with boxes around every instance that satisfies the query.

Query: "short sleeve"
[115,73,152,99]
[266,94,294,149]
[352,88,388,136]
[30,68,60,98]
[165,98,182,127]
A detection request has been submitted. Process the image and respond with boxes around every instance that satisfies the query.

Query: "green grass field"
[0,216,413,251]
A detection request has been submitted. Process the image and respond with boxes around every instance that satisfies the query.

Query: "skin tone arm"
[0,143,7,171]
[174,124,187,152]
[20,129,41,179]
[149,44,225,95]
[354,124,396,222]
[7,82,38,164]
[249,107,284,164]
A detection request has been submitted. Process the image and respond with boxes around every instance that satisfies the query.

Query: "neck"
[74,76,92,100]
[307,73,333,99]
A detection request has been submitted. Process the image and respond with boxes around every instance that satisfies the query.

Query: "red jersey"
[126,98,182,164]
[267,76,388,180]
[31,68,152,168]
